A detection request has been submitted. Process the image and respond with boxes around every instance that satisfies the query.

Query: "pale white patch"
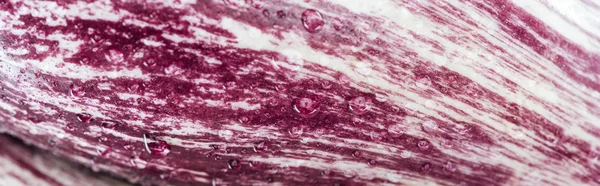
[141,38,165,47]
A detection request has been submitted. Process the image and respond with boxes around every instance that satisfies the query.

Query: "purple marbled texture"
[0,0,599,185]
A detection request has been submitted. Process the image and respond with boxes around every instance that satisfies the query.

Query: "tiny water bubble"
[70,84,86,97]
[375,93,388,102]
[348,96,372,115]
[417,140,431,150]
[444,161,457,173]
[76,113,92,123]
[228,159,241,170]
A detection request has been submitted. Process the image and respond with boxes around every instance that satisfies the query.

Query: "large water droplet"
[348,96,372,115]
[301,9,325,33]
[444,161,457,173]
[293,96,320,118]
[70,84,86,97]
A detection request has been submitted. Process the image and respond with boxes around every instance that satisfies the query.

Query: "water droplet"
[223,81,237,90]
[277,10,286,18]
[48,139,57,146]
[268,98,280,106]
[128,83,145,93]
[66,124,75,130]
[293,96,320,118]
[440,139,455,149]
[164,65,183,75]
[101,120,119,129]
[105,49,124,63]
[375,93,388,102]
[388,124,405,137]
[288,126,304,137]
[348,96,372,115]
[400,151,413,158]
[421,163,432,172]
[454,124,473,135]
[352,150,362,157]
[368,159,377,165]
[444,161,457,173]
[417,140,431,150]
[70,84,86,97]
[124,144,135,150]
[146,140,171,157]
[238,116,250,123]
[28,117,42,124]
[254,141,268,152]
[76,113,92,123]
[228,159,241,170]
[160,173,172,180]
[421,120,439,133]
[301,9,325,33]
[274,84,287,92]
[339,75,351,84]
[415,76,432,89]
[321,81,332,89]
